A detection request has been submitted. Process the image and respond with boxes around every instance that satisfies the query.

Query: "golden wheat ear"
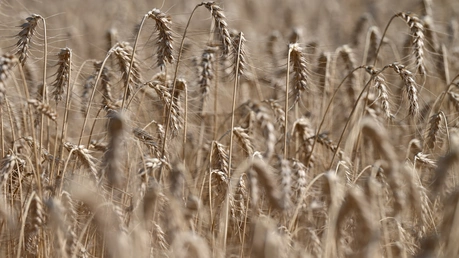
[15,14,42,66]
[147,9,174,69]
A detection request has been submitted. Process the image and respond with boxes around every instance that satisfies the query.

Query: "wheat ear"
[0,54,17,105]
[51,48,71,102]
[27,99,57,121]
[202,2,232,55]
[147,9,174,69]
[389,63,419,117]
[15,14,42,66]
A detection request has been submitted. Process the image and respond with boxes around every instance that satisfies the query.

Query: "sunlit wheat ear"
[202,1,232,55]
[147,9,174,69]
[16,14,42,66]
[365,66,392,120]
[397,12,426,75]
[113,42,141,100]
[289,43,309,107]
[389,63,419,117]
[0,54,17,105]
[27,99,57,121]
[51,48,71,102]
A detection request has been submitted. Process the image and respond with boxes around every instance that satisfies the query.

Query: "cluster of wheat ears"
[2,0,459,257]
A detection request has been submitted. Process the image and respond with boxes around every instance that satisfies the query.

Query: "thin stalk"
[122,14,148,110]
[328,66,393,168]
[305,65,366,168]
[158,3,204,180]
[223,31,243,254]
[53,50,73,177]
[284,46,293,158]
[77,50,116,146]
[39,17,48,172]
[182,81,188,165]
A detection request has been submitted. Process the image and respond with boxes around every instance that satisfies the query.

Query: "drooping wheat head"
[397,12,426,75]
[15,14,42,66]
[202,2,232,55]
[147,9,174,69]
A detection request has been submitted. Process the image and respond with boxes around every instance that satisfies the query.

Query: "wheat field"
[0,0,459,257]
